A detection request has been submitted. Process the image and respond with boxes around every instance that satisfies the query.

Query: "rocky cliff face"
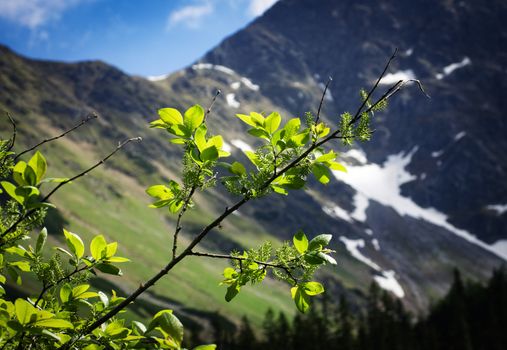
[1,0,506,313]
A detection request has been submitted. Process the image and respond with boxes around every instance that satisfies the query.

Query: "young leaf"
[1,181,24,204]
[28,151,47,183]
[265,112,281,133]
[312,164,331,184]
[230,162,246,176]
[90,235,107,261]
[95,263,122,276]
[291,286,310,313]
[302,281,325,296]
[35,228,48,254]
[63,229,85,259]
[12,161,27,186]
[225,282,240,302]
[184,104,205,131]
[15,299,36,325]
[157,312,184,347]
[235,114,257,127]
[193,345,217,350]
[158,108,183,125]
[60,284,72,303]
[308,234,333,251]
[200,146,219,162]
[293,230,309,254]
[34,318,73,329]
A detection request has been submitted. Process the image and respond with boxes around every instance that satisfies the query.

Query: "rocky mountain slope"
[1,0,506,327]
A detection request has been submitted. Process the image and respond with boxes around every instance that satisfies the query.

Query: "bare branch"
[204,89,221,121]
[0,137,142,241]
[315,76,333,124]
[351,48,398,124]
[4,111,17,153]
[14,113,98,161]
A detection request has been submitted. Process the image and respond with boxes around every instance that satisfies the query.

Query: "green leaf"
[95,263,122,276]
[105,242,117,258]
[63,229,85,259]
[318,252,337,265]
[194,124,208,152]
[327,161,347,172]
[106,256,130,263]
[15,299,36,325]
[235,114,257,127]
[157,312,184,347]
[293,230,309,254]
[265,112,281,133]
[271,185,288,195]
[9,261,30,272]
[60,284,72,303]
[90,235,107,261]
[230,162,246,176]
[34,318,73,329]
[244,151,261,167]
[223,267,237,280]
[169,138,187,144]
[282,118,301,139]
[13,161,27,186]
[35,228,47,254]
[291,286,310,313]
[193,345,217,350]
[248,128,270,139]
[158,108,183,125]
[315,150,337,163]
[249,112,265,126]
[146,185,173,199]
[28,151,47,183]
[289,130,310,147]
[184,104,205,131]
[23,165,37,186]
[225,282,240,302]
[200,146,219,162]
[302,281,325,296]
[308,234,333,251]
[312,164,331,184]
[1,181,24,204]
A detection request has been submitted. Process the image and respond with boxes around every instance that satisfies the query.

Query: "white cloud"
[167,2,213,29]
[248,0,278,17]
[0,0,84,28]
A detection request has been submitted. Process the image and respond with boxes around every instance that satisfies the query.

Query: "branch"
[59,51,413,348]
[4,111,17,153]
[34,265,90,306]
[14,113,98,161]
[204,89,221,122]
[351,48,398,124]
[315,76,333,124]
[0,137,142,241]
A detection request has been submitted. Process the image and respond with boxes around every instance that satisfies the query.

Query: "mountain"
[1,0,506,329]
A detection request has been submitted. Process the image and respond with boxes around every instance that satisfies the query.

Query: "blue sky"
[0,0,278,77]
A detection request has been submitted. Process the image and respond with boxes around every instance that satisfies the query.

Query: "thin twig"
[204,89,221,121]
[189,251,298,283]
[13,113,98,161]
[351,48,398,124]
[172,91,221,258]
[0,137,142,241]
[60,51,408,349]
[5,111,16,153]
[315,76,333,124]
[34,265,90,306]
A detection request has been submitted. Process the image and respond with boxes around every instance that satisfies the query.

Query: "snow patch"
[240,77,260,91]
[340,237,380,270]
[372,239,380,251]
[342,148,368,165]
[230,82,241,90]
[487,204,507,215]
[323,204,353,223]
[491,240,507,257]
[431,150,444,158]
[146,74,169,81]
[351,192,369,222]
[191,63,260,90]
[365,228,373,236]
[231,139,253,152]
[405,48,414,56]
[340,236,405,298]
[226,93,240,108]
[333,147,507,261]
[436,57,471,80]
[379,70,416,85]
[374,271,405,298]
[318,82,333,102]
[454,131,466,141]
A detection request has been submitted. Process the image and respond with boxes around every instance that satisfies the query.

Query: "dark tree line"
[208,268,507,350]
